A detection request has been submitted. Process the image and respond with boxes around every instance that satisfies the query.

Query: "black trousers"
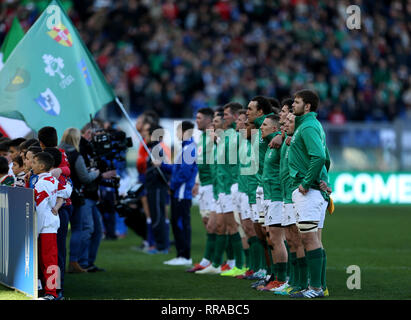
[170,197,192,259]
[147,186,168,251]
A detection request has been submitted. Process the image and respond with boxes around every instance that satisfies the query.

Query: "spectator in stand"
[328,106,347,125]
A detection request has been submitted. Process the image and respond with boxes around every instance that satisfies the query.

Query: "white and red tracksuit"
[34,172,59,298]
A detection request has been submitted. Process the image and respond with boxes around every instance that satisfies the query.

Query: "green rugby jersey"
[197,131,214,186]
[288,112,331,192]
[262,131,282,201]
[215,126,237,195]
[211,141,219,200]
[238,135,259,204]
[279,134,293,204]
[228,122,239,184]
[253,114,272,187]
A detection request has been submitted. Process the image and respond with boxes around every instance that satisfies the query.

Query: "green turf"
[1,205,411,300]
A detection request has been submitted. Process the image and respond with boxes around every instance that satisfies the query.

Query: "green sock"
[230,233,244,269]
[284,241,290,277]
[272,263,278,280]
[293,254,300,288]
[276,262,287,282]
[306,248,324,289]
[212,234,227,268]
[244,248,250,269]
[248,236,259,271]
[267,245,274,276]
[321,248,327,289]
[289,252,297,287]
[259,239,268,271]
[297,256,309,290]
[204,233,216,262]
[226,234,234,261]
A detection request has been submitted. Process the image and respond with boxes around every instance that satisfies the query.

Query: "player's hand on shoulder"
[269,134,283,149]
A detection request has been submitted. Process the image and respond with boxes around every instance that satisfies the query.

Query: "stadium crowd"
[1,0,411,122]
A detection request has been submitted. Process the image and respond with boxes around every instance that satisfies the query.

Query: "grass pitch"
[1,205,411,300]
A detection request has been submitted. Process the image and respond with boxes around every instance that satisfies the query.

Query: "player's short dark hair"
[214,107,224,118]
[281,98,294,110]
[267,97,280,110]
[9,138,26,149]
[223,102,243,115]
[0,156,9,174]
[197,107,214,119]
[238,109,247,116]
[251,96,272,115]
[33,152,55,171]
[294,89,320,112]
[265,114,280,125]
[43,147,62,168]
[26,146,42,157]
[12,155,24,167]
[180,121,195,134]
[19,138,40,151]
[38,126,58,147]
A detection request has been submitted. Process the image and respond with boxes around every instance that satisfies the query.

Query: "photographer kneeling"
[60,127,116,273]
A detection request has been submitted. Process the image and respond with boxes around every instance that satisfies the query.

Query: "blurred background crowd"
[1,0,411,124]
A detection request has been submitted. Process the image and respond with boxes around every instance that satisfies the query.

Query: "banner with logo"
[0,186,37,298]
[329,172,411,205]
[0,0,115,138]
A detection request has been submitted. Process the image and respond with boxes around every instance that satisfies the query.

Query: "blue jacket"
[161,138,198,200]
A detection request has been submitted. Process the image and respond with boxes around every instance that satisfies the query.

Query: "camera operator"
[81,123,117,270]
[60,127,116,273]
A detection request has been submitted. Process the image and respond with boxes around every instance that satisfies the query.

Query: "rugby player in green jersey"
[275,110,310,295]
[233,110,260,278]
[288,89,329,298]
[219,102,247,277]
[245,96,275,282]
[187,108,216,273]
[258,113,289,292]
[197,105,244,275]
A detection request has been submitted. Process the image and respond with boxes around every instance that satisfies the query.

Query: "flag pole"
[114,96,169,185]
